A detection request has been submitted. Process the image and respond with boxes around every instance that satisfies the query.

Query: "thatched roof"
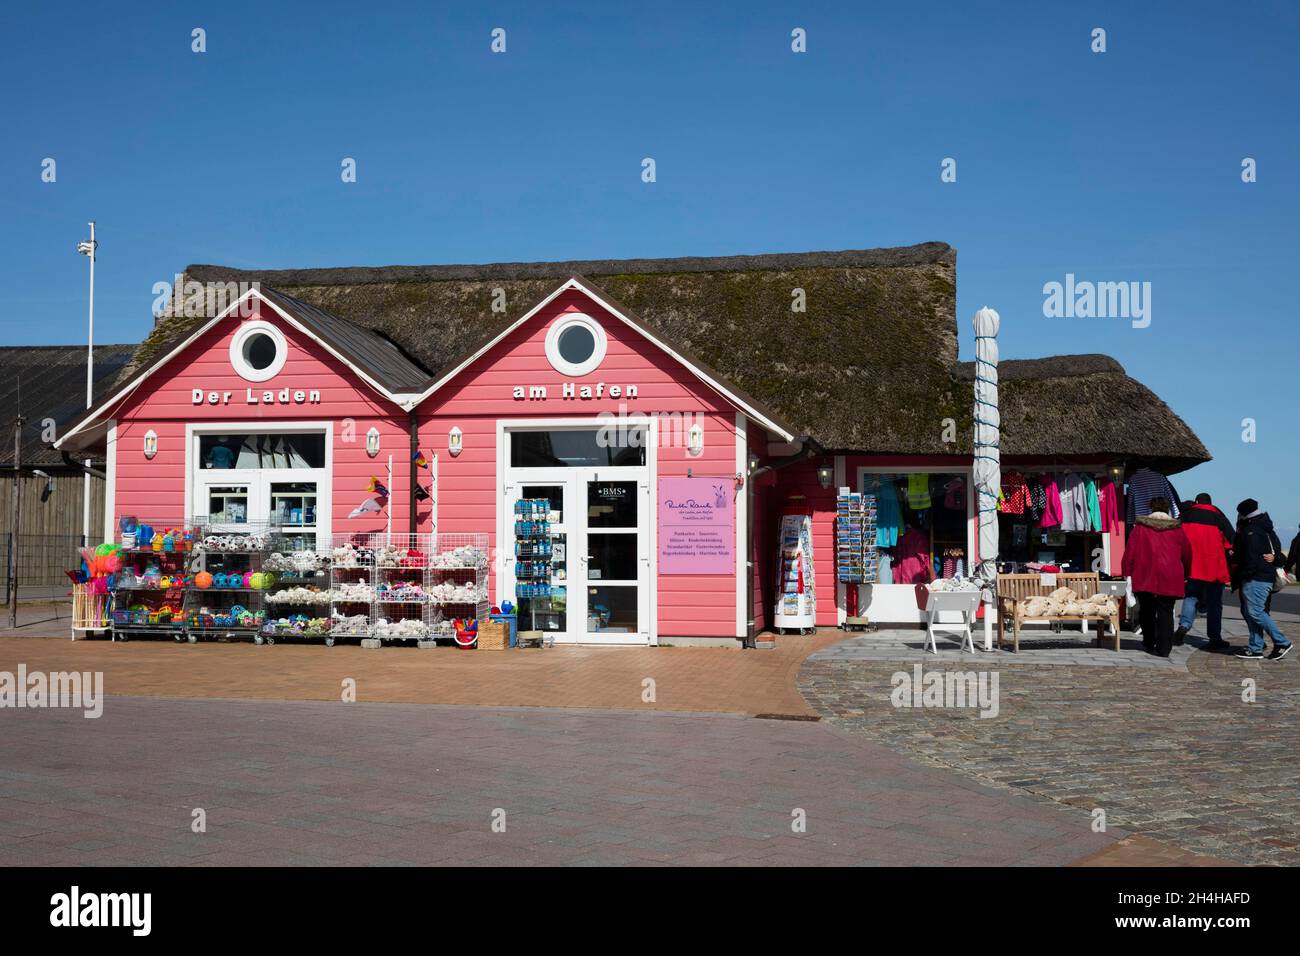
[952,355,1210,473]
[0,345,135,467]
[110,243,1208,471]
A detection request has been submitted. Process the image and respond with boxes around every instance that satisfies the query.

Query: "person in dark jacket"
[1231,499,1293,661]
[1175,493,1235,651]
[1285,527,1300,581]
[1122,496,1193,657]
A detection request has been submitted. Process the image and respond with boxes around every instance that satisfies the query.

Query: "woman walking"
[1122,496,1192,656]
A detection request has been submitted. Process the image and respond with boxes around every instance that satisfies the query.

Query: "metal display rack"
[427,532,490,641]
[260,536,334,645]
[183,518,277,642]
[327,534,377,640]
[107,518,197,642]
[371,533,436,643]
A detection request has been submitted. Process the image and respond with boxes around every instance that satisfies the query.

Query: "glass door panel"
[582,477,641,638]
[515,482,570,639]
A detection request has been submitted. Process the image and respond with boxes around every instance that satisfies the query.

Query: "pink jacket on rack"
[1038,475,1063,528]
[892,528,933,585]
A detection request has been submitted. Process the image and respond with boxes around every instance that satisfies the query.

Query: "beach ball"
[195,572,213,589]
[94,542,116,557]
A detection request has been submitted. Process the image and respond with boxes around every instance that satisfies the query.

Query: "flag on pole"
[413,450,429,469]
[367,476,389,497]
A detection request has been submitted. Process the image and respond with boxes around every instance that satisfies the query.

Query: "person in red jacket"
[1122,496,1193,656]
[1174,493,1235,651]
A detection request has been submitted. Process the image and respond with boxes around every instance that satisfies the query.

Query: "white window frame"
[544,313,607,377]
[185,421,333,543]
[229,319,289,383]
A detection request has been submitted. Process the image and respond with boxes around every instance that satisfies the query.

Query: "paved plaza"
[0,589,1294,866]
[0,697,1120,866]
[799,622,1299,866]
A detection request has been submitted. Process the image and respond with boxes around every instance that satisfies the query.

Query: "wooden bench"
[995,572,1120,653]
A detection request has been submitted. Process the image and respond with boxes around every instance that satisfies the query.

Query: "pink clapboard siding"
[110,301,411,538]
[421,287,744,638]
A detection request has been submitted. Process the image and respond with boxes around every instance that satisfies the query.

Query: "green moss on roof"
[118,244,1208,469]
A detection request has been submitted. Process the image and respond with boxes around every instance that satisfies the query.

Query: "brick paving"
[798,619,1300,866]
[0,631,834,716]
[0,697,1121,866]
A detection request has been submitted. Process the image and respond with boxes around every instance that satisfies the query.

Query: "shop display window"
[860,471,969,584]
[200,433,326,470]
[510,428,646,468]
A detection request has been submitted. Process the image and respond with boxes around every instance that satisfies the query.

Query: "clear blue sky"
[2,1,1297,534]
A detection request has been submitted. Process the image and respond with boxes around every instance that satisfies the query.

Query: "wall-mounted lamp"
[365,427,381,458]
[816,462,833,489]
[687,423,704,457]
[143,429,158,460]
[1108,463,1124,485]
[448,426,463,457]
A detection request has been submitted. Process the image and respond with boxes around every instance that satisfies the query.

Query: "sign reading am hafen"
[658,476,734,574]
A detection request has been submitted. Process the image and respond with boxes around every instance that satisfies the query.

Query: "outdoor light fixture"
[448,426,463,457]
[816,462,833,489]
[142,429,158,460]
[365,427,381,458]
[687,423,704,457]
[1108,463,1124,485]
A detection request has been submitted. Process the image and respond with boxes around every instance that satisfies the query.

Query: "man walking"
[1175,493,1235,651]
[1232,499,1293,661]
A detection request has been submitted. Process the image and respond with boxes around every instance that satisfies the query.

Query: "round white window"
[229,321,288,382]
[544,313,607,377]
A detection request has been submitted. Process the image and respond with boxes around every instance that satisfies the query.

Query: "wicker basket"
[476,619,510,651]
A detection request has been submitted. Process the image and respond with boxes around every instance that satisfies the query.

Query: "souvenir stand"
[835,489,878,630]
[328,536,377,640]
[183,519,276,642]
[513,498,559,645]
[773,508,816,635]
[260,542,333,645]
[371,533,435,644]
[107,518,195,642]
[428,533,490,642]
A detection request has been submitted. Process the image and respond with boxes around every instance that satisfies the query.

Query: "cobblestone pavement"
[0,696,1119,866]
[798,622,1300,866]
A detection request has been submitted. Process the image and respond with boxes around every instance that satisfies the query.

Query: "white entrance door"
[504,468,650,645]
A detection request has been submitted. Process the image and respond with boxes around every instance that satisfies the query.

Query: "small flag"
[367,476,390,497]
[348,498,384,519]
[413,450,429,469]
[414,484,430,501]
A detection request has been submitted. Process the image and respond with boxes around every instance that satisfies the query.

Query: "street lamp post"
[77,222,96,546]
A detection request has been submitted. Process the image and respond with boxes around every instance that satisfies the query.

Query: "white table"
[924,589,982,654]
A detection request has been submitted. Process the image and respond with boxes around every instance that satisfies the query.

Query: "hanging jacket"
[1122,513,1192,597]
[1232,511,1282,587]
[1097,479,1122,534]
[866,477,902,548]
[906,473,931,510]
[892,527,933,585]
[1085,476,1102,532]
[1125,468,1182,525]
[1180,503,1234,584]
[1059,473,1088,531]
[1038,474,1063,528]
[998,472,1029,514]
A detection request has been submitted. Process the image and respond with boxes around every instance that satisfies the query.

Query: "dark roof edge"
[186,242,955,287]
[952,354,1125,381]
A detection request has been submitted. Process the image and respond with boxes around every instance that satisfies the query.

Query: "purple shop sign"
[658,477,734,574]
